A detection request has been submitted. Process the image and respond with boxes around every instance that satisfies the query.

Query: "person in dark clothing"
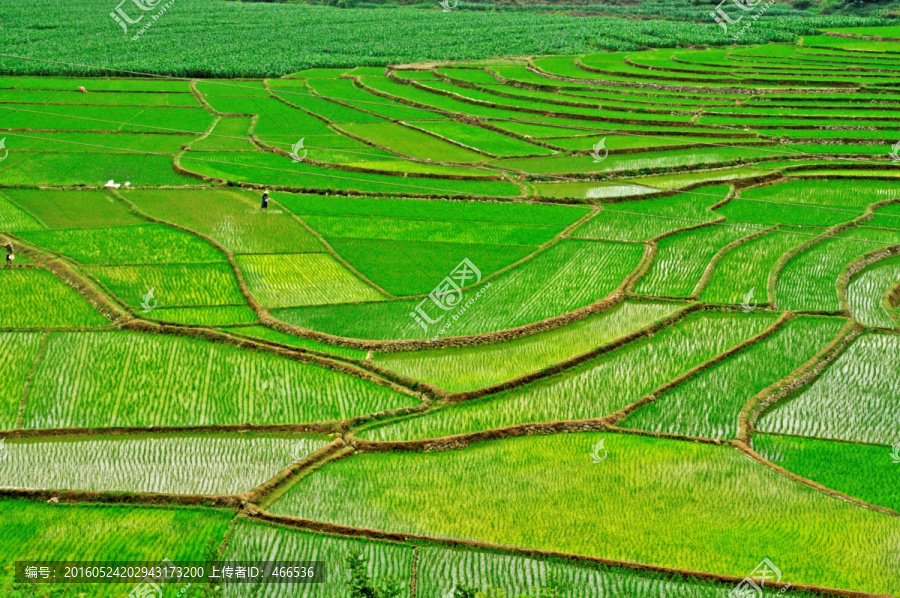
[261,192,269,211]
[3,242,13,265]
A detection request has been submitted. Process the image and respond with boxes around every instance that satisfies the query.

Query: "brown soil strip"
[0,487,245,508]
[257,444,356,510]
[408,545,419,598]
[246,509,887,598]
[14,330,49,429]
[352,419,611,453]
[248,438,347,506]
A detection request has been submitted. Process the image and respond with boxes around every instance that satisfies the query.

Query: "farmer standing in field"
[3,242,13,265]
[261,191,269,211]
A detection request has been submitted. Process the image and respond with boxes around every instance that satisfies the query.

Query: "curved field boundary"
[691,225,778,299]
[737,319,861,445]
[245,507,889,598]
[733,441,900,519]
[389,70,699,128]
[605,311,793,425]
[444,301,701,402]
[4,234,132,324]
[625,185,735,294]
[838,245,900,319]
[433,67,694,118]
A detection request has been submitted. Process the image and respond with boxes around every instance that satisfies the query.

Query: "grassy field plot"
[701,228,818,305]
[758,332,900,445]
[0,499,230,597]
[364,311,775,440]
[88,263,245,309]
[276,239,643,340]
[0,269,108,328]
[572,185,729,242]
[0,433,327,495]
[19,223,226,265]
[125,188,324,254]
[846,255,900,328]
[753,434,900,513]
[1,189,143,229]
[622,316,845,439]
[373,301,685,393]
[635,223,756,297]
[23,331,414,429]
[223,520,413,598]
[237,253,384,308]
[776,227,900,312]
[271,432,900,594]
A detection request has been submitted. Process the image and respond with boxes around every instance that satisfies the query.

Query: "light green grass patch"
[150,305,258,326]
[19,224,225,265]
[270,432,900,594]
[89,263,245,309]
[220,325,366,359]
[125,188,323,254]
[0,332,45,429]
[0,269,108,328]
[237,253,384,308]
[371,300,685,393]
[0,499,231,597]
[1,189,143,229]
[24,331,415,429]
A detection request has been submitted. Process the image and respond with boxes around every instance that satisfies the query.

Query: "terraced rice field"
[1,27,899,598]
